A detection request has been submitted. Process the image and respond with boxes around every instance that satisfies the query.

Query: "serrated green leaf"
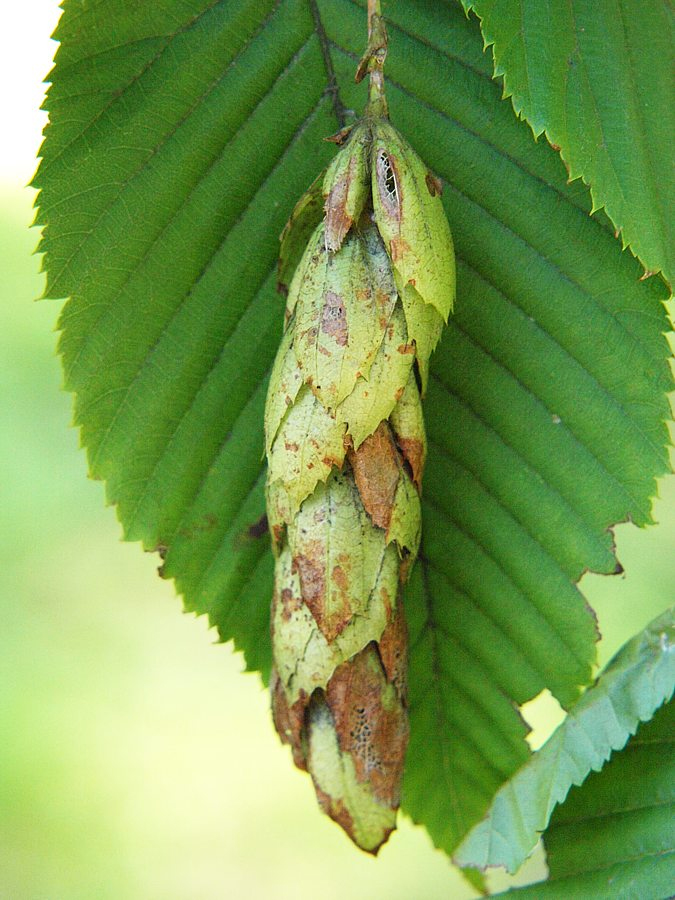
[36,0,673,860]
[461,0,675,286]
[455,608,675,874]
[502,697,675,897]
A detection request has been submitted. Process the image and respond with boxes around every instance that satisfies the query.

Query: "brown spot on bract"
[293,547,326,618]
[271,671,308,771]
[396,437,425,489]
[399,553,414,584]
[332,564,349,595]
[325,153,360,252]
[349,422,400,531]
[321,290,348,347]
[293,550,349,640]
[284,441,299,452]
[397,343,415,355]
[326,645,408,808]
[389,236,410,264]
[377,603,408,704]
[280,587,303,622]
[324,124,354,145]
[425,171,443,197]
[313,784,361,849]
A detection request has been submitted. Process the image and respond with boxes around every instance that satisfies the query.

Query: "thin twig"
[309,0,348,127]
[356,0,388,117]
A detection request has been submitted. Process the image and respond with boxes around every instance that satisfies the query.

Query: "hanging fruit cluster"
[264,7,455,853]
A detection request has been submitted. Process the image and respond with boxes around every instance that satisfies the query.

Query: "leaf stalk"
[355,0,388,119]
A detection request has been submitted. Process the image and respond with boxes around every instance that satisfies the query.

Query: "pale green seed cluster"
[265,116,455,853]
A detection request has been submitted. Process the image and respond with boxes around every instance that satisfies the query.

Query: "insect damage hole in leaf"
[518,689,566,752]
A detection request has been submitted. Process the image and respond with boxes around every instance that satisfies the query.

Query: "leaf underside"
[455,608,675,875]
[35,0,672,858]
[502,694,675,897]
[461,0,675,287]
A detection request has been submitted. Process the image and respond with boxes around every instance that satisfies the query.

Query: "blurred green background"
[1,4,673,899]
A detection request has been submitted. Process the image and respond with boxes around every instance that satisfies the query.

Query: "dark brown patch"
[293,550,326,627]
[294,542,353,641]
[398,552,414,584]
[326,645,408,808]
[321,290,348,346]
[397,343,415,354]
[246,513,268,540]
[284,441,299,452]
[272,523,285,549]
[377,602,408,704]
[396,437,426,490]
[270,670,308,771]
[425,171,443,197]
[348,422,400,530]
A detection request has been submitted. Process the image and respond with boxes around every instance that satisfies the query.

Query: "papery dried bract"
[323,123,370,253]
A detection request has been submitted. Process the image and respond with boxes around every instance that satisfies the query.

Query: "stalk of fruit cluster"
[264,5,455,853]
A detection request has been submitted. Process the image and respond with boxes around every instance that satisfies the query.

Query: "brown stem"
[355,0,388,118]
